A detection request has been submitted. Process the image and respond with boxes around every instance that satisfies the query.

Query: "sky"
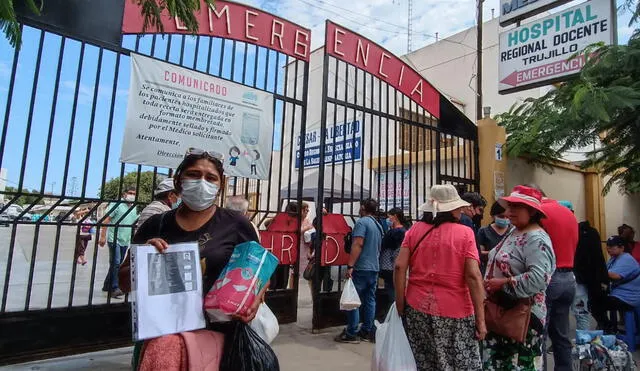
[0,0,636,199]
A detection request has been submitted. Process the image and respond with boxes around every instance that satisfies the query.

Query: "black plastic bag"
[220,321,280,371]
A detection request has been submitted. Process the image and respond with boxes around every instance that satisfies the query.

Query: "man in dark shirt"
[460,192,487,233]
[573,220,608,330]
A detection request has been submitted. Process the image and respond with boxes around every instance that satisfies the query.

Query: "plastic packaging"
[249,303,279,344]
[372,304,417,371]
[220,322,280,371]
[339,278,361,311]
[204,241,278,321]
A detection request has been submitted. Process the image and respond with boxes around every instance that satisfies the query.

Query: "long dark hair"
[420,211,458,227]
[388,207,410,228]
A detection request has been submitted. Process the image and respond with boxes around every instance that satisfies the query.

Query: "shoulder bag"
[484,233,533,343]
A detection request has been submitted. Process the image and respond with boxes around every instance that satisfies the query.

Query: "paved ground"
[1,323,373,371]
[0,225,118,311]
[2,226,640,370]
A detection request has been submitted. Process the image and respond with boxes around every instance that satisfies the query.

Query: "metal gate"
[0,0,310,364]
[307,21,479,330]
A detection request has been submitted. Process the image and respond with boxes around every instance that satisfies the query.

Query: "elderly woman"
[395,184,486,370]
[483,185,556,370]
[591,235,640,333]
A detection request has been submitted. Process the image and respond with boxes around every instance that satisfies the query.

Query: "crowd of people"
[330,184,640,371]
[89,146,640,371]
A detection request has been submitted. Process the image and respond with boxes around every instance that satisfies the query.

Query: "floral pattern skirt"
[482,324,544,371]
[404,305,481,371]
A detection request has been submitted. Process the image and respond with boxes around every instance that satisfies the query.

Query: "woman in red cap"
[483,185,557,370]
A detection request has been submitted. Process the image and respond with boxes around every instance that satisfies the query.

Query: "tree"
[100,171,161,204]
[1,0,213,50]
[496,1,640,194]
[4,186,44,206]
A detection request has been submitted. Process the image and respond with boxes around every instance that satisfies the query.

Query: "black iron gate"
[0,0,310,364]
[309,21,479,330]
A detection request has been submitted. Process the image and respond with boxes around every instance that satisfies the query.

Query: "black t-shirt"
[477,224,510,252]
[133,207,259,293]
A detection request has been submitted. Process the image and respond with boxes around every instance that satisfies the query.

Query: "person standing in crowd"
[130,149,262,369]
[136,178,179,229]
[573,219,608,331]
[460,192,487,232]
[395,184,485,370]
[379,208,408,307]
[73,207,92,266]
[526,185,577,371]
[305,216,334,293]
[99,186,138,298]
[591,236,640,333]
[226,195,260,241]
[619,224,640,263]
[477,201,513,273]
[335,199,383,344]
[483,185,556,370]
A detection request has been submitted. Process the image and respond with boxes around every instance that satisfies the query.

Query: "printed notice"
[131,242,205,341]
[120,53,274,180]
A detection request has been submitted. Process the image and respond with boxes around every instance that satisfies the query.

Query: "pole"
[476,0,484,120]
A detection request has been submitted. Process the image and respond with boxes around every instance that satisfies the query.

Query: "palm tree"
[1,0,214,50]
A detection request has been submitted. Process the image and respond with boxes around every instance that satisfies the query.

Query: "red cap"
[499,185,547,217]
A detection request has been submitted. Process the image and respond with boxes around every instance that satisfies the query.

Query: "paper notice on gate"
[130,242,205,341]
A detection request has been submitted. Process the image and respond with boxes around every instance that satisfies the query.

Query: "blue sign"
[295,120,362,169]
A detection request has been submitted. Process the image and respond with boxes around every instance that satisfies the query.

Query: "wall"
[507,157,587,222]
[604,182,640,238]
[401,18,548,121]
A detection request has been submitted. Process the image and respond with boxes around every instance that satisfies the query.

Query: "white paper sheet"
[131,242,206,341]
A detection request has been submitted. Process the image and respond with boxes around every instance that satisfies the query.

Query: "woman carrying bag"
[394,184,486,371]
[483,185,556,370]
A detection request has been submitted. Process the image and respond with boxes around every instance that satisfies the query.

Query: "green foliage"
[135,0,214,34]
[3,186,44,206]
[1,0,213,50]
[497,3,640,194]
[0,0,41,49]
[100,171,160,204]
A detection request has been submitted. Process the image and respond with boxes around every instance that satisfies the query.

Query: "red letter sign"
[325,21,440,118]
[122,0,311,62]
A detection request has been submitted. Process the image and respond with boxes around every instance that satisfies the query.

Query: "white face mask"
[124,194,136,202]
[180,179,219,211]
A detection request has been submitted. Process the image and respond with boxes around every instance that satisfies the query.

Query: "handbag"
[484,234,533,343]
[303,257,316,281]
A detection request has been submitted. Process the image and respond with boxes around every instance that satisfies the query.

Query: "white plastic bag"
[340,278,361,311]
[249,303,279,344]
[372,304,417,371]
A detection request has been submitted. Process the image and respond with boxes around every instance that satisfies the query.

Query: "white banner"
[121,53,274,179]
[498,0,613,94]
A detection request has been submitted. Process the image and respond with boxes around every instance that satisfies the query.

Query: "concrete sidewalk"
[0,323,373,371]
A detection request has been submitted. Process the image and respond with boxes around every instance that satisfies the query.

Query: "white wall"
[604,181,640,238]
[401,17,548,121]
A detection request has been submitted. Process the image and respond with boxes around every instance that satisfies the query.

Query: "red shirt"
[630,242,640,265]
[401,222,479,318]
[540,199,578,268]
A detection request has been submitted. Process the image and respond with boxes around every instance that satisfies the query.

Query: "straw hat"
[419,184,471,215]
[498,185,547,217]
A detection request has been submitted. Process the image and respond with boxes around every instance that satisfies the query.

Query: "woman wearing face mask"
[378,208,409,310]
[132,149,262,323]
[483,185,556,370]
[476,202,513,273]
